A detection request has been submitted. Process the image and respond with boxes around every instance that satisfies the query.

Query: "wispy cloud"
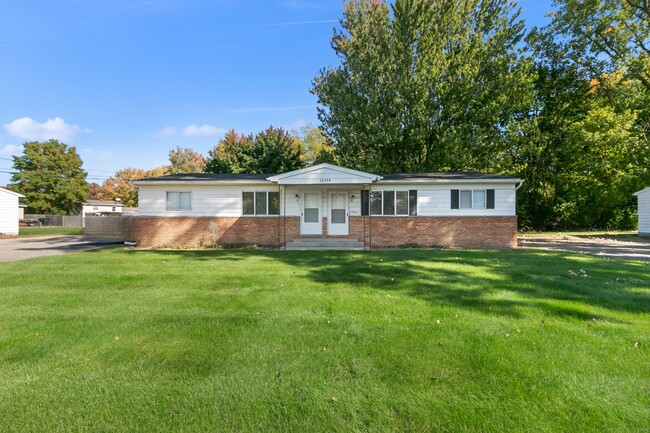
[262,19,338,27]
[0,144,21,156]
[80,148,113,160]
[4,117,89,142]
[183,124,227,137]
[229,104,318,114]
[0,0,163,48]
[153,126,178,139]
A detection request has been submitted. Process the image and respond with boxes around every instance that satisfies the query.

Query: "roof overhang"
[634,187,650,196]
[0,187,24,198]
[377,178,523,184]
[134,180,273,186]
[267,163,381,185]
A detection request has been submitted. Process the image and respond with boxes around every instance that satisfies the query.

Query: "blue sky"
[0,0,552,186]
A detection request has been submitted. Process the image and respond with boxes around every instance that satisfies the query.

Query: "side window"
[451,189,494,210]
[242,191,280,215]
[166,192,191,211]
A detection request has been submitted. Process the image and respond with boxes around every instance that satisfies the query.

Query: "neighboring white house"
[82,200,124,217]
[0,187,25,235]
[133,163,523,249]
[634,188,650,237]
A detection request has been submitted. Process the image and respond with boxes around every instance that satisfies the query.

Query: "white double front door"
[300,191,349,236]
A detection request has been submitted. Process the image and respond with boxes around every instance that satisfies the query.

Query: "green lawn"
[518,230,638,239]
[0,248,648,432]
[19,226,84,236]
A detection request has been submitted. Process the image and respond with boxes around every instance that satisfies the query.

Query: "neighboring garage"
[0,187,24,235]
[635,187,650,237]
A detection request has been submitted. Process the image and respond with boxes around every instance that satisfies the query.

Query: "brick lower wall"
[133,215,517,249]
[353,216,517,249]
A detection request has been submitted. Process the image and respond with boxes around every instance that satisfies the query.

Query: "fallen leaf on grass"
[634,342,642,349]
[331,396,338,402]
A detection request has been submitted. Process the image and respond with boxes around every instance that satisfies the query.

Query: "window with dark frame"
[242,191,280,216]
[362,190,417,216]
[451,189,495,210]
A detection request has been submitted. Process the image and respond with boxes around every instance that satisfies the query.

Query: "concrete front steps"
[284,237,365,250]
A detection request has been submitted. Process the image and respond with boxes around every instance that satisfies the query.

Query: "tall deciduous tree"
[548,0,650,90]
[167,146,206,174]
[312,0,534,172]
[99,166,167,207]
[297,123,336,165]
[206,127,304,174]
[11,140,89,215]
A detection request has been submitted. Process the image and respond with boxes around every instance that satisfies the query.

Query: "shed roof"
[84,200,124,207]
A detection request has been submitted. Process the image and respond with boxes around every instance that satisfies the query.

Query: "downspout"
[368,183,372,251]
[277,183,281,249]
[283,184,287,251]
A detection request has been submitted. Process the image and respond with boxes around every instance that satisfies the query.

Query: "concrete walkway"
[519,235,650,261]
[0,235,121,262]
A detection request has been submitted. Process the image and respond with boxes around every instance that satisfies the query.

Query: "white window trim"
[242,191,280,216]
[370,190,413,216]
[166,191,192,211]
[459,189,487,210]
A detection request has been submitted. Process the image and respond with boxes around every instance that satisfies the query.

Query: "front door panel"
[301,192,322,235]
[328,192,349,236]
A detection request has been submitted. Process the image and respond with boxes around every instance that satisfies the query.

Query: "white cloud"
[4,117,87,142]
[182,124,226,137]
[79,148,113,160]
[0,144,21,156]
[153,126,178,138]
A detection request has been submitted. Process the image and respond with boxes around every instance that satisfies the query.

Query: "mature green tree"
[167,146,206,174]
[11,140,89,215]
[312,0,534,172]
[252,126,304,174]
[206,127,304,174]
[548,0,650,90]
[205,130,256,174]
[515,27,649,230]
[297,123,337,165]
[99,166,167,207]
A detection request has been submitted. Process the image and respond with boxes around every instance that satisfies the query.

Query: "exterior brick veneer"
[133,215,517,249]
[353,216,517,249]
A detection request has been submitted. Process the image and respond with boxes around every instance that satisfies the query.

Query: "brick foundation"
[133,215,517,249]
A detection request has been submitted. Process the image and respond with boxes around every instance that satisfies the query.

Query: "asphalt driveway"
[519,235,650,261]
[0,235,120,262]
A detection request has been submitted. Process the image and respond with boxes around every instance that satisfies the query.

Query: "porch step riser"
[285,238,365,250]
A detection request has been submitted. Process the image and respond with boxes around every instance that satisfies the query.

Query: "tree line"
[7,0,649,230]
[312,0,649,230]
[8,124,333,213]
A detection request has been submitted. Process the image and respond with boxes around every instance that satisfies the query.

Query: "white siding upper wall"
[138,184,280,217]
[637,188,650,235]
[138,182,518,217]
[0,190,20,235]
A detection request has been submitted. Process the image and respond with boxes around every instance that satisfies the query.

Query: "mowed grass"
[19,226,84,236]
[0,248,648,432]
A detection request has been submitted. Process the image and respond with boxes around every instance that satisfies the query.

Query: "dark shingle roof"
[379,172,521,181]
[136,171,520,183]
[136,173,273,182]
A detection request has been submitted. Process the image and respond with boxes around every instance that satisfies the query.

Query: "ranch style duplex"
[133,163,522,249]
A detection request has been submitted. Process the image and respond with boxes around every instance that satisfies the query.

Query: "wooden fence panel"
[84,216,133,240]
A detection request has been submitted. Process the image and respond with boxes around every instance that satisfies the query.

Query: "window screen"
[243,192,254,215]
[166,192,178,210]
[268,192,280,215]
[460,191,472,209]
[383,191,395,215]
[179,192,192,210]
[396,191,408,215]
[473,190,486,209]
[370,191,382,215]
